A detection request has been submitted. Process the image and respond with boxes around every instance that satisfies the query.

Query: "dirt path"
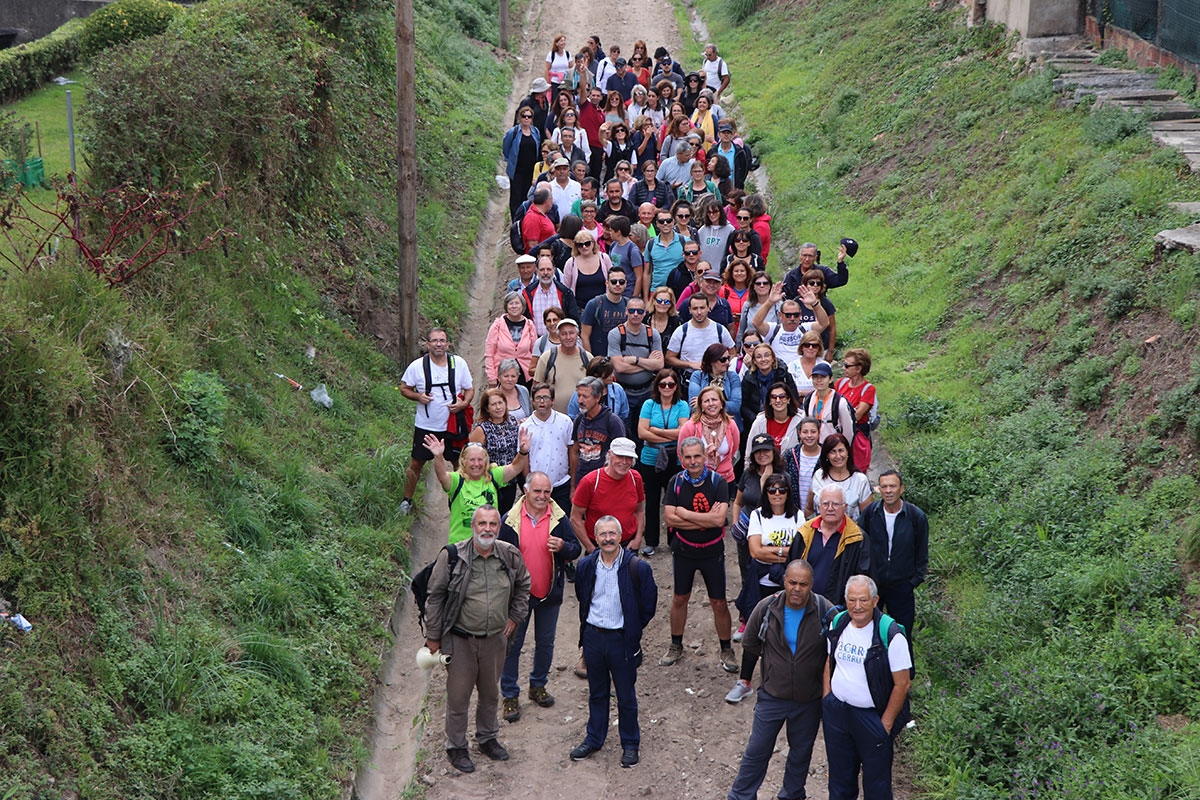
[356,0,910,796]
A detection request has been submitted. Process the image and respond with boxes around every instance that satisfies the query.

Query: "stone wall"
[985,0,1082,38]
[0,0,111,45]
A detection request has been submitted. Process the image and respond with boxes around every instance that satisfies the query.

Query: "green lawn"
[2,68,89,180]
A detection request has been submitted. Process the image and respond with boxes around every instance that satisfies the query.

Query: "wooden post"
[499,0,509,52]
[396,0,419,362]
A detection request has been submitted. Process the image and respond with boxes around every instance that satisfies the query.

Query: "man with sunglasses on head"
[609,296,663,436]
[581,266,630,357]
[782,241,851,300]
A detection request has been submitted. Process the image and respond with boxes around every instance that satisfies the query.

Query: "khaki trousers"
[444,631,508,750]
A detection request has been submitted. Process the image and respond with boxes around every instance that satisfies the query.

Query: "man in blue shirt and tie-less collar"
[570,515,657,769]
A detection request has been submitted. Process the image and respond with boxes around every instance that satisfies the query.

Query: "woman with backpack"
[803,362,856,451]
[425,431,529,544]
[835,348,876,474]
[503,105,542,221]
[806,433,872,521]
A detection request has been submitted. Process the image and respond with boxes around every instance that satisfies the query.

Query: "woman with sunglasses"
[735,332,762,377]
[723,229,765,280]
[834,348,876,473]
[743,378,803,471]
[628,53,652,89]
[636,368,690,556]
[742,193,773,263]
[726,209,764,261]
[600,122,637,184]
[628,85,651,121]
[562,229,612,309]
[678,385,741,483]
[503,105,542,220]
[602,90,628,127]
[697,196,735,270]
[648,287,682,346]
[680,72,705,116]
[670,199,697,240]
[631,115,659,167]
[531,305,565,361]
[805,432,871,520]
[736,270,779,349]
[550,107,590,152]
[688,342,743,427]
[788,330,830,402]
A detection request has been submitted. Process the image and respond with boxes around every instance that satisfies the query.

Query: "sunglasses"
[658,380,677,387]
[770,394,789,401]
[609,278,627,285]
[801,342,821,349]
[627,307,645,314]
[657,219,672,226]
[782,312,800,318]
[753,280,770,286]
[520,114,533,119]
[684,250,700,256]
[717,356,730,363]
[766,487,788,495]
[844,362,860,368]
[805,280,824,286]
[737,215,752,220]
[654,297,672,304]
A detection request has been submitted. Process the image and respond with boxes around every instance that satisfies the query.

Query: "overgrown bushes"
[79,0,184,57]
[0,19,85,103]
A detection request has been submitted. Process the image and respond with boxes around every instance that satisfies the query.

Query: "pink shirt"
[678,417,740,483]
[519,504,555,599]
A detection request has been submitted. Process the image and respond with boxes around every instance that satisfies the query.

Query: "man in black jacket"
[515,78,552,134]
[498,472,582,722]
[727,560,829,800]
[858,470,928,652]
[709,122,750,189]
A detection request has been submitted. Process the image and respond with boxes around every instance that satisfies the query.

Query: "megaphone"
[416,646,451,669]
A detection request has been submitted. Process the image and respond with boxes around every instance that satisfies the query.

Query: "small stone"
[422,775,436,786]
[1144,334,1162,345]
[688,641,702,649]
[556,664,568,671]
[696,689,710,698]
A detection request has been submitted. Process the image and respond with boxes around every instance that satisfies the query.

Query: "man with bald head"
[787,486,871,604]
[727,559,834,800]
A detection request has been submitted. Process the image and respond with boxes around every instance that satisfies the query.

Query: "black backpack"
[410,544,460,635]
[510,199,533,254]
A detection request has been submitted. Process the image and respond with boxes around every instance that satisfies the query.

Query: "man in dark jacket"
[515,77,552,134]
[498,472,581,722]
[570,516,657,768]
[787,486,871,605]
[728,560,830,800]
[858,470,927,651]
[424,506,532,773]
[709,122,750,189]
[522,256,580,327]
[782,242,851,298]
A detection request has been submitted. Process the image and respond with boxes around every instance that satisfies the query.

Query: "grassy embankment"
[0,0,508,796]
[687,0,1200,796]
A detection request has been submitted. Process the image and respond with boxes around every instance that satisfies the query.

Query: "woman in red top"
[742,194,772,263]
[720,258,753,328]
[834,347,876,473]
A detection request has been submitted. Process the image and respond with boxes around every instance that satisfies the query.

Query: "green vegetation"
[0,0,507,797]
[79,0,184,58]
[0,20,85,103]
[689,0,1200,796]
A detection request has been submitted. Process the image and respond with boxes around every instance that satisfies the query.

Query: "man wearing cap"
[571,438,646,552]
[652,50,686,91]
[751,281,828,368]
[549,157,582,221]
[680,264,735,328]
[606,57,639,103]
[702,44,731,101]
[667,292,735,378]
[709,122,749,189]
[656,142,696,191]
[507,253,538,293]
[571,375,627,488]
[516,78,551,134]
[782,241,854,299]
[533,318,591,415]
[522,187,558,253]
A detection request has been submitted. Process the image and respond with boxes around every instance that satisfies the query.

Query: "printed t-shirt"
[572,406,626,482]
[830,621,912,708]
[762,321,818,367]
[445,466,508,544]
[400,355,473,432]
[572,467,645,544]
[664,472,729,559]
[581,294,627,355]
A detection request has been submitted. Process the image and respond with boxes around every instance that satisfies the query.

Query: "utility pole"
[396,0,419,362]
[499,0,509,51]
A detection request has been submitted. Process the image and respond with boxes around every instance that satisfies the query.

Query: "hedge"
[0,19,86,103]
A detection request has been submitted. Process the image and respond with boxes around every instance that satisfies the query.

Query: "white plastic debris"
[53,76,77,85]
[495,174,510,190]
[310,383,333,409]
[12,614,32,632]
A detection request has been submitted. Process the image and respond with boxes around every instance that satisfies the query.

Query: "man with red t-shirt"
[522,186,558,252]
[578,87,607,181]
[570,437,645,552]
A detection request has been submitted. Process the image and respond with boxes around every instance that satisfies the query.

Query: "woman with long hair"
[545,33,571,101]
[735,331,763,377]
[530,305,565,360]
[628,51,652,89]
[788,330,830,402]
[503,104,542,220]
[719,257,753,329]
[722,229,765,276]
[660,114,694,160]
[783,417,822,516]
[469,387,522,514]
[743,378,803,470]
[550,107,590,152]
[601,121,637,184]
[643,87,665,127]
[632,114,659,166]
[697,197,734,270]
[678,384,740,483]
[738,342,796,432]
[603,90,627,126]
[835,348,876,473]
[636,368,689,556]
[688,341,742,425]
[690,92,718,143]
[484,291,538,384]
[806,432,872,520]
[742,193,772,262]
[735,269,776,348]
[547,88,577,136]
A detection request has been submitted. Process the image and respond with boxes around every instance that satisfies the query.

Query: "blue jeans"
[581,625,640,750]
[501,600,561,698]
[727,689,821,800]
[822,694,894,800]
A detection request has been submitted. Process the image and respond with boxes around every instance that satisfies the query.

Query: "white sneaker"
[732,620,746,643]
[641,546,656,556]
[399,499,412,515]
[725,680,754,704]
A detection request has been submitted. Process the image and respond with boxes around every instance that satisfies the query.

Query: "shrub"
[1104,278,1139,320]
[85,0,335,205]
[1009,71,1054,106]
[1095,47,1134,68]
[1065,355,1113,410]
[0,19,85,103]
[171,370,229,471]
[898,436,988,513]
[79,0,184,58]
[896,395,952,431]
[725,0,760,24]
[1085,107,1147,146]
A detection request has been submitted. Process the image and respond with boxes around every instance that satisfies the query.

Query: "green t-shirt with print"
[444,466,509,543]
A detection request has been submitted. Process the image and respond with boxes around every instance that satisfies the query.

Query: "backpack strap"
[423,354,432,397]
[618,324,627,352]
[545,346,559,382]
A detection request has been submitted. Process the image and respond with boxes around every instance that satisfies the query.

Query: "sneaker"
[502,696,520,722]
[447,747,475,773]
[659,642,684,666]
[725,679,754,704]
[570,742,599,761]
[528,685,555,707]
[621,748,639,768]
[641,546,656,556]
[732,620,746,643]
[398,499,412,515]
[720,647,739,674]
[479,739,510,761]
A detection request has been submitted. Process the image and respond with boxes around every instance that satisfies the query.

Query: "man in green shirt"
[426,433,530,544]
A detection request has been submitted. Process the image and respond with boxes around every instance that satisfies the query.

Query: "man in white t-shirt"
[751,282,827,367]
[666,293,734,377]
[823,574,912,800]
[549,157,582,221]
[701,44,730,102]
[398,328,474,514]
[520,382,576,513]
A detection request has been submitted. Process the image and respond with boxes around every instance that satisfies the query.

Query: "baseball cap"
[515,254,536,264]
[556,318,579,331]
[552,156,570,168]
[750,433,775,454]
[609,437,637,458]
[811,362,833,377]
[703,268,722,281]
[718,121,734,133]
[615,57,627,67]
[840,237,859,258]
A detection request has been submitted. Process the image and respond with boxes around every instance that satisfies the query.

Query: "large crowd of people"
[411,36,930,800]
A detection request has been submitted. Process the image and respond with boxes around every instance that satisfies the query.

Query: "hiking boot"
[447,747,475,773]
[528,685,555,708]
[732,620,746,643]
[725,679,754,704]
[720,647,738,674]
[502,696,520,722]
[479,739,510,761]
[659,642,684,666]
[621,748,639,768]
[574,657,588,679]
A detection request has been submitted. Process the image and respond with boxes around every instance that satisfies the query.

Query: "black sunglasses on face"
[610,278,627,285]
[659,380,676,387]
[766,487,788,495]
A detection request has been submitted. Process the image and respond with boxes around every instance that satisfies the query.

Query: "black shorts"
[672,551,727,599]
[410,428,460,462]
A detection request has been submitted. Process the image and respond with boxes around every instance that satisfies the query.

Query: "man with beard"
[424,506,532,774]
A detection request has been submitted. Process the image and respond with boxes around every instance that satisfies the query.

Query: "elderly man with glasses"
[786,486,872,607]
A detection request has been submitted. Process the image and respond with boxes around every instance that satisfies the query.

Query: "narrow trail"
[356,1,908,797]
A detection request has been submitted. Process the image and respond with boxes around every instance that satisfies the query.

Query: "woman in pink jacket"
[677,384,740,483]
[485,291,538,384]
